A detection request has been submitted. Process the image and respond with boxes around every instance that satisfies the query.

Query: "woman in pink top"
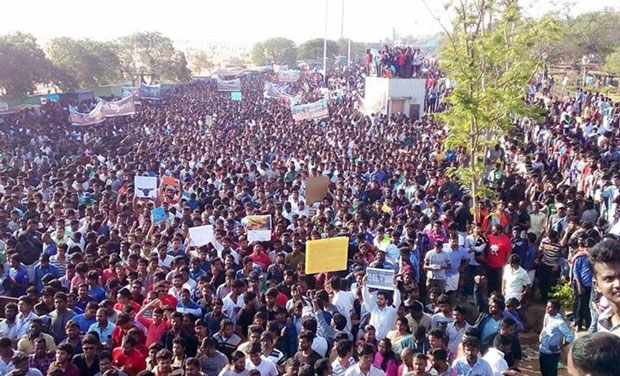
[374,338,399,376]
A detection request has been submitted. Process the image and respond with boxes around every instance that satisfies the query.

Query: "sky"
[1,0,617,47]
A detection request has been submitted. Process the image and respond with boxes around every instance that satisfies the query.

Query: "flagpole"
[323,0,328,85]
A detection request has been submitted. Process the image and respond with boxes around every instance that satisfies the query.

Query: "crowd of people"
[0,58,619,376]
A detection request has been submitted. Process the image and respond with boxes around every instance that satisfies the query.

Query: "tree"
[46,37,122,89]
[603,47,620,81]
[251,37,297,66]
[298,38,339,60]
[116,31,191,83]
[428,0,559,213]
[548,10,620,65]
[0,32,54,96]
[189,50,215,75]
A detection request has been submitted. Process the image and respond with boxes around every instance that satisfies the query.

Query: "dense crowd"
[0,60,619,376]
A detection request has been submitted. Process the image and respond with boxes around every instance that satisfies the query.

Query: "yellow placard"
[305,236,349,274]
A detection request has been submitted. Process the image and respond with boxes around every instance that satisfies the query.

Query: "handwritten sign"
[366,267,395,290]
[305,237,348,274]
[188,225,214,247]
[306,176,330,203]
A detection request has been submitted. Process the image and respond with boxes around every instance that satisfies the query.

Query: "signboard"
[277,69,301,83]
[151,207,167,225]
[291,98,329,121]
[306,176,330,203]
[188,225,214,247]
[161,176,180,188]
[139,84,161,99]
[101,95,136,117]
[305,237,348,274]
[231,91,243,101]
[134,176,157,198]
[366,267,395,290]
[246,215,272,242]
[216,78,241,92]
[0,102,8,113]
[69,102,105,126]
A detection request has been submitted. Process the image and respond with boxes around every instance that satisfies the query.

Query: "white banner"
[277,69,301,83]
[291,98,329,121]
[217,78,241,92]
[101,95,136,117]
[69,102,105,126]
[366,267,395,290]
[134,176,157,198]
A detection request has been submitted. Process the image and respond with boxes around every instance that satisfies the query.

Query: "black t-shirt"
[454,205,473,232]
[294,350,322,374]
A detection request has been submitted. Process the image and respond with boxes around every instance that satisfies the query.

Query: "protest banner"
[161,176,180,188]
[291,98,329,121]
[306,176,330,203]
[151,207,166,225]
[134,176,157,198]
[101,95,136,117]
[216,78,241,92]
[69,102,105,126]
[366,267,395,290]
[277,69,301,83]
[305,237,348,274]
[246,215,272,242]
[121,87,139,98]
[231,91,243,101]
[188,225,214,246]
[359,85,388,116]
[139,84,161,99]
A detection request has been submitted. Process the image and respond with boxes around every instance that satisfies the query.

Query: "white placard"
[188,225,214,247]
[246,215,272,242]
[134,176,157,198]
[366,267,395,290]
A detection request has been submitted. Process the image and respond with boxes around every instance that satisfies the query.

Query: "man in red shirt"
[137,299,171,347]
[112,336,147,376]
[249,243,271,271]
[486,224,512,294]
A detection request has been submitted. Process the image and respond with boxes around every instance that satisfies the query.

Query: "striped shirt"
[540,240,562,267]
[332,357,356,376]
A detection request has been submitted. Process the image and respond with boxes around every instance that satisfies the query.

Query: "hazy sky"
[1,0,616,46]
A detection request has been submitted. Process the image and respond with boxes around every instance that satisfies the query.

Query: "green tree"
[189,50,215,75]
[0,32,54,96]
[46,37,122,89]
[298,38,339,60]
[548,10,620,65]
[431,0,559,212]
[336,38,368,61]
[116,31,191,83]
[603,47,620,79]
[251,37,297,66]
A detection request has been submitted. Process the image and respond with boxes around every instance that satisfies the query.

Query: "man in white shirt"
[328,277,355,331]
[502,254,531,303]
[482,334,510,376]
[344,343,384,376]
[245,343,277,376]
[361,274,400,340]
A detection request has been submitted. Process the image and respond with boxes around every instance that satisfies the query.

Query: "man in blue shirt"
[539,299,574,376]
[73,302,98,333]
[572,238,594,331]
[452,336,493,376]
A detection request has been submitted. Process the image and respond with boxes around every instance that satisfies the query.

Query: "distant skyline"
[2,0,617,47]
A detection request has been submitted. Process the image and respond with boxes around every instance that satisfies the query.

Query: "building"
[363,77,426,120]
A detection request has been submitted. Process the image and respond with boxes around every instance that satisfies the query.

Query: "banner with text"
[217,78,241,92]
[139,84,161,99]
[290,98,329,121]
[277,69,301,83]
[69,102,105,126]
[101,95,136,117]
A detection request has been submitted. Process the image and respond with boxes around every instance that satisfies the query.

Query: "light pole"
[581,55,590,88]
[323,0,328,84]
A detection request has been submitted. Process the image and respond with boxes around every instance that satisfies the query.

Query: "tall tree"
[116,31,191,83]
[0,32,54,96]
[251,37,297,66]
[46,37,122,89]
[298,38,339,60]
[429,0,559,212]
[603,47,620,82]
[189,50,215,75]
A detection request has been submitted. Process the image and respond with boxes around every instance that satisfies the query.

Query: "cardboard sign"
[188,225,214,247]
[231,92,243,101]
[134,176,157,198]
[246,215,272,242]
[305,237,348,274]
[306,176,330,203]
[151,207,166,225]
[162,176,180,188]
[366,267,395,290]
